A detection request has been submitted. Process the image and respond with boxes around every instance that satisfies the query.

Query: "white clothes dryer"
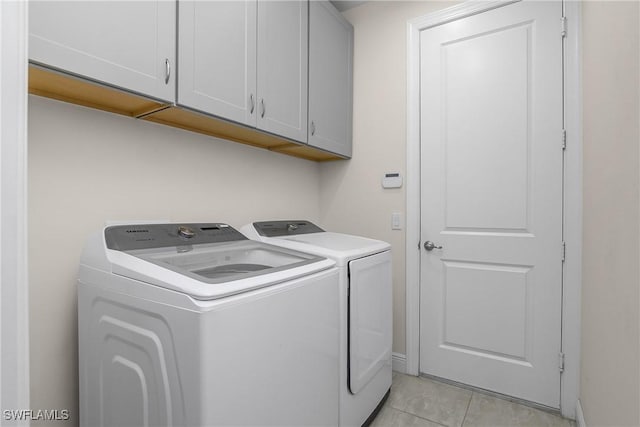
[78,222,340,427]
[241,220,392,427]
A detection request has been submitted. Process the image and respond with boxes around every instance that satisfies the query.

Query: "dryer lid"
[247,221,390,262]
[283,232,390,254]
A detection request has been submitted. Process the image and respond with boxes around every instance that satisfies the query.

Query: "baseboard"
[575,399,586,427]
[392,352,407,373]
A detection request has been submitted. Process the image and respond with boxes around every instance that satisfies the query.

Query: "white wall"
[28,95,321,425]
[320,0,457,355]
[581,2,640,426]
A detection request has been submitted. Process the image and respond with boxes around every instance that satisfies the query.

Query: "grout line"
[460,391,474,427]
[387,397,449,427]
[419,372,562,416]
[388,404,438,425]
[392,373,571,426]
[386,395,463,425]
[397,408,448,427]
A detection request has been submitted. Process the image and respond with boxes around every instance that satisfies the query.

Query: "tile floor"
[370,373,576,427]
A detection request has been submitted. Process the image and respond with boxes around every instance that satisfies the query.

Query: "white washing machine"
[241,220,392,427]
[78,222,340,427]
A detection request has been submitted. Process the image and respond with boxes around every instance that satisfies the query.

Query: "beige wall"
[28,1,640,425]
[323,3,640,425]
[320,0,456,354]
[28,95,321,425]
[581,2,640,426]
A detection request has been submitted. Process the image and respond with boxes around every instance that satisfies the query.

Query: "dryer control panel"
[253,220,325,237]
[105,223,247,251]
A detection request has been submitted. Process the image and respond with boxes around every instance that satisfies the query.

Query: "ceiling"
[330,1,369,12]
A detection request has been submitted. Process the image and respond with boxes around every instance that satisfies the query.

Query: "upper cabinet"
[178,1,257,127]
[256,1,308,144]
[28,0,351,161]
[308,1,354,158]
[29,1,176,103]
[179,1,308,144]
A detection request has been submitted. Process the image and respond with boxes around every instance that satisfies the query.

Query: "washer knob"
[178,226,196,239]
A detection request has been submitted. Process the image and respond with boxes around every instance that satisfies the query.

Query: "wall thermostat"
[382,173,402,189]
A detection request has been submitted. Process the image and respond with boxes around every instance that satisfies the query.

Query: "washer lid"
[124,239,323,284]
[103,223,334,300]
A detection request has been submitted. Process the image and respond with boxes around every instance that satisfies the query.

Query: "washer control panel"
[105,223,247,251]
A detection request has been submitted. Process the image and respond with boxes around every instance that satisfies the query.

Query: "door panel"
[308,0,354,157]
[257,0,308,143]
[348,251,392,394]
[444,23,531,230]
[178,1,257,127]
[442,261,531,359]
[419,1,563,408]
[29,1,175,102]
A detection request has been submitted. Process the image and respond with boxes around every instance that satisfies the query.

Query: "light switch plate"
[392,212,402,230]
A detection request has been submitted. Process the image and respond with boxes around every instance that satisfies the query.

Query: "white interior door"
[419,1,563,408]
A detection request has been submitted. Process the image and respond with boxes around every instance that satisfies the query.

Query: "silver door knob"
[424,241,442,251]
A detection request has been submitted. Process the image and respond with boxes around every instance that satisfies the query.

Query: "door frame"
[405,0,582,419]
[0,0,31,419]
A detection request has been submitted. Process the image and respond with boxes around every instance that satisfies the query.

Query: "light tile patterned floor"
[370,373,576,427]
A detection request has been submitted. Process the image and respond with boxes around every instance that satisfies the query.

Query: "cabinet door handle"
[310,121,316,136]
[250,94,255,114]
[164,59,171,84]
[260,99,265,118]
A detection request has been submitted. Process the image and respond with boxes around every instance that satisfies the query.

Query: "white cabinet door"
[178,1,257,127]
[29,1,175,103]
[308,1,353,157]
[257,1,308,143]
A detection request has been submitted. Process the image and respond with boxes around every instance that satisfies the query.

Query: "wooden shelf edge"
[28,65,169,118]
[28,64,346,162]
[141,106,346,162]
[269,143,345,162]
